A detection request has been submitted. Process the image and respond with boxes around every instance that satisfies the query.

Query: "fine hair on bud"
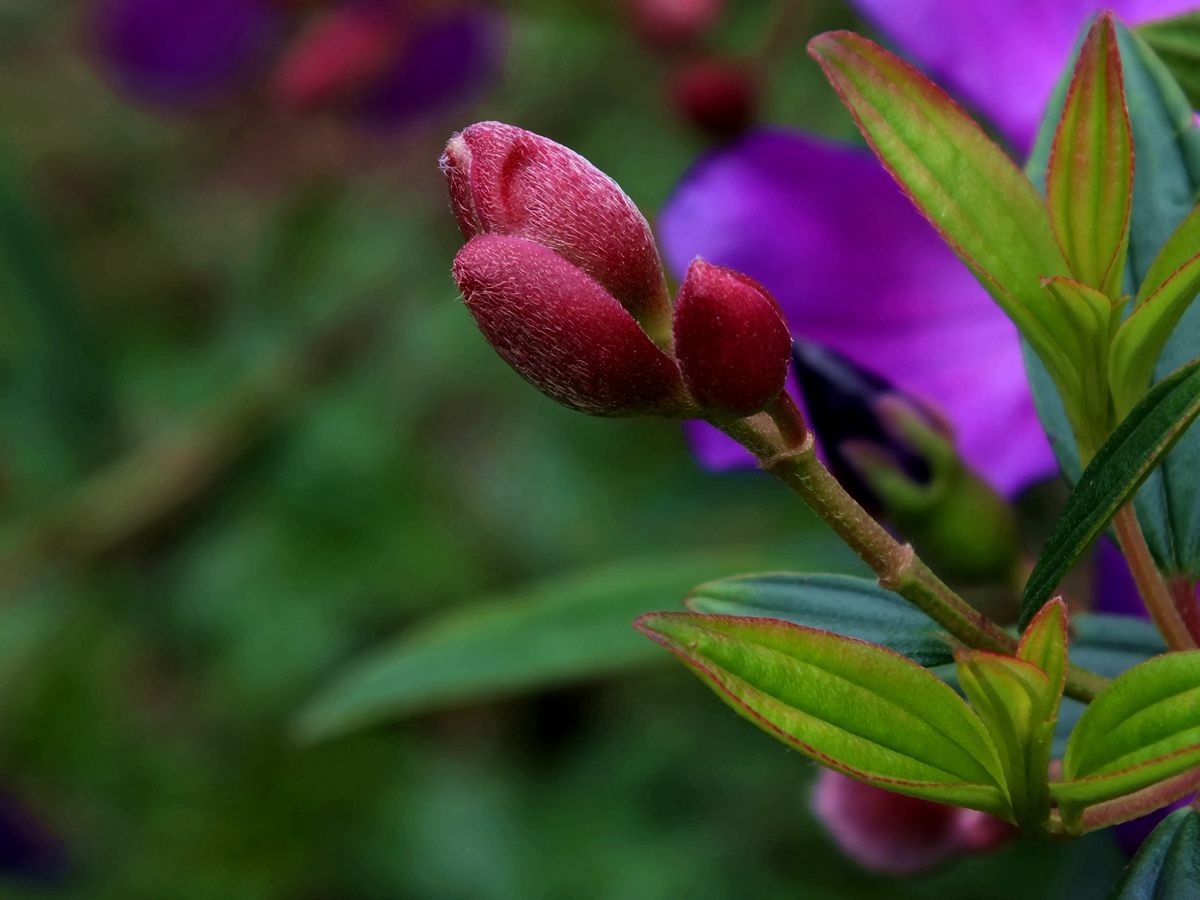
[672,258,791,417]
[452,234,687,417]
[439,121,671,339]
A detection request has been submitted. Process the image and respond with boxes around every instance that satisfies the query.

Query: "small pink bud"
[627,0,723,49]
[672,258,791,417]
[452,234,687,417]
[439,122,672,342]
[272,4,405,111]
[812,770,1014,875]
[670,58,758,139]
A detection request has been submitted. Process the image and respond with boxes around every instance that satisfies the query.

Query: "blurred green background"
[0,1,1127,897]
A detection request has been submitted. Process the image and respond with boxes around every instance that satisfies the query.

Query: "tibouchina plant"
[442,12,1200,892]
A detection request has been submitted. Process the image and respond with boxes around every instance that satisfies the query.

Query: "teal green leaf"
[1046,14,1133,300]
[684,573,953,666]
[1113,807,1200,900]
[1138,11,1200,108]
[296,548,809,740]
[1020,358,1200,629]
[1054,651,1200,813]
[637,612,1010,816]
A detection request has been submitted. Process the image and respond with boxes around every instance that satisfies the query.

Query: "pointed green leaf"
[1054,651,1200,813]
[1040,277,1118,452]
[1113,807,1200,900]
[1138,11,1200,108]
[1110,204,1200,416]
[296,548,811,740]
[1047,13,1133,299]
[684,573,954,667]
[1025,22,1200,575]
[636,612,1010,816]
[1020,358,1200,629]
[1019,598,1069,711]
[806,32,1079,419]
[955,651,1050,828]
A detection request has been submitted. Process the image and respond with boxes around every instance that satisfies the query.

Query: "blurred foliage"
[0,1,1132,897]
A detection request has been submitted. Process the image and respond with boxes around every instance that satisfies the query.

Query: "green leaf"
[0,140,116,468]
[1113,807,1200,900]
[1054,651,1200,815]
[1020,359,1200,629]
[955,651,1049,828]
[1138,11,1200,108]
[295,548,813,740]
[1055,612,1167,757]
[1110,204,1200,416]
[636,612,1010,816]
[1047,13,1133,300]
[1025,22,1200,575]
[684,573,953,666]
[806,31,1083,429]
[1018,598,1068,712]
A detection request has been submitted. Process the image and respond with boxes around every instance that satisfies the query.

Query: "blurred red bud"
[812,770,1013,875]
[672,258,791,417]
[272,4,405,111]
[670,58,758,139]
[627,0,723,48]
[452,234,687,417]
[439,122,672,340]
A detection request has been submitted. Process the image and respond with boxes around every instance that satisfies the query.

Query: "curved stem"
[1113,504,1196,651]
[717,407,1109,703]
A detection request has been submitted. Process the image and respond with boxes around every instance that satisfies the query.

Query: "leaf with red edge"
[635,612,1011,817]
[806,31,1088,434]
[1110,203,1200,416]
[1047,13,1134,300]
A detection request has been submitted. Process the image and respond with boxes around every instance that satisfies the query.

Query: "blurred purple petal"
[94,0,280,108]
[0,789,67,884]
[848,0,1198,153]
[1094,539,1148,619]
[660,130,1056,496]
[358,7,503,129]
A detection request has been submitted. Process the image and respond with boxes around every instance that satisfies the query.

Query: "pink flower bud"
[627,0,723,49]
[672,258,791,417]
[452,234,688,417]
[272,4,405,111]
[812,770,1014,875]
[440,122,672,342]
[670,58,758,139]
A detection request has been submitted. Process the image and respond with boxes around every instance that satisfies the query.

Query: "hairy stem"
[1113,505,1196,651]
[718,407,1109,703]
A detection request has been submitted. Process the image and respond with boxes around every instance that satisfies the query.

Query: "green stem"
[718,403,1109,703]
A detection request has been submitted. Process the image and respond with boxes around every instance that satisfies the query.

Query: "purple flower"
[91,0,501,128]
[93,0,280,108]
[849,0,1198,154]
[661,130,1055,496]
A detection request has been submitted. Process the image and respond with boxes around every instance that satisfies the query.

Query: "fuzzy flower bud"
[672,258,791,417]
[440,121,672,344]
[452,234,687,417]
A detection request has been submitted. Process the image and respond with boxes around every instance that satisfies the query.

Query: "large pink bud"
[452,234,688,417]
[440,121,672,344]
[672,258,791,417]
